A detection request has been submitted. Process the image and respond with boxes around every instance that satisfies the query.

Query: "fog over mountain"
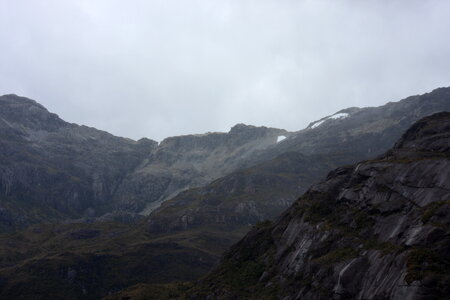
[1,0,449,140]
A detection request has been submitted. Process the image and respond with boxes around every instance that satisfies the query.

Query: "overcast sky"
[0,0,449,141]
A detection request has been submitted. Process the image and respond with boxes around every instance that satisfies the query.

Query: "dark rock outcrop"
[0,94,158,231]
[189,112,450,299]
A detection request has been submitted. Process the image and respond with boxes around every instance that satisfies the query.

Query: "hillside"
[113,123,289,214]
[0,89,449,299]
[145,87,450,243]
[0,95,286,231]
[0,94,157,231]
[182,112,450,299]
[1,88,449,232]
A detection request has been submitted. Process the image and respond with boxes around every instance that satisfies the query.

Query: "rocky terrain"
[0,94,158,231]
[246,87,450,165]
[145,87,450,240]
[143,86,450,225]
[0,95,287,231]
[1,88,449,232]
[113,123,289,214]
[0,88,449,299]
[146,151,338,235]
[181,112,450,300]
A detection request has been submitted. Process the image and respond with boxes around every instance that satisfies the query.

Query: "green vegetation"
[254,220,272,229]
[0,222,222,299]
[405,248,450,285]
[314,247,358,266]
[362,240,405,256]
[104,282,193,300]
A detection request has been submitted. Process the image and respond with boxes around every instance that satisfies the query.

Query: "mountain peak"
[0,94,47,109]
[0,94,67,132]
[229,123,257,133]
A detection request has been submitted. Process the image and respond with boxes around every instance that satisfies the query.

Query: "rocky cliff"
[187,112,450,300]
[0,95,288,231]
[0,94,158,231]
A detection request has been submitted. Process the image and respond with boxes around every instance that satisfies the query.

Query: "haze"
[0,0,449,141]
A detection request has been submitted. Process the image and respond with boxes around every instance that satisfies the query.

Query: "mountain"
[0,94,157,231]
[146,87,450,237]
[146,151,339,235]
[0,88,449,299]
[0,94,287,231]
[112,123,288,214]
[1,88,449,232]
[179,112,450,299]
[246,87,450,165]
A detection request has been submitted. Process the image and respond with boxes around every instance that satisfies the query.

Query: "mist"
[0,0,449,141]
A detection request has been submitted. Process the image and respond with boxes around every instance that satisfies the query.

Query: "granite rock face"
[192,112,450,300]
[113,123,289,214]
[0,94,157,231]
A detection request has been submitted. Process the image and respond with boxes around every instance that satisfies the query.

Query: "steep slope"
[104,88,449,299]
[146,151,346,235]
[0,91,448,299]
[108,87,450,216]
[186,112,450,299]
[245,87,450,167]
[0,94,157,231]
[113,124,289,213]
[145,87,450,246]
[0,94,289,230]
[1,88,449,232]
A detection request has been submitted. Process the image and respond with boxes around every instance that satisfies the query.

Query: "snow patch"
[277,135,286,143]
[311,120,325,129]
[329,112,349,119]
[310,112,349,129]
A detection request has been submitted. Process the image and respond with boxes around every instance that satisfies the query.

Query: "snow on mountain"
[310,112,349,129]
[277,135,286,143]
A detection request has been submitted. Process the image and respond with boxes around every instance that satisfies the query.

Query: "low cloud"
[1,0,449,140]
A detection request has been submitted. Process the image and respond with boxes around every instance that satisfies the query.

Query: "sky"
[0,0,449,141]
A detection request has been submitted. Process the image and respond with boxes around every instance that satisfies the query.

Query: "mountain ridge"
[183,111,450,299]
[0,94,290,230]
[108,111,450,300]
[0,88,449,299]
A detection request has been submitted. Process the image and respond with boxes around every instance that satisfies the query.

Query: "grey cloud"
[0,0,449,141]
